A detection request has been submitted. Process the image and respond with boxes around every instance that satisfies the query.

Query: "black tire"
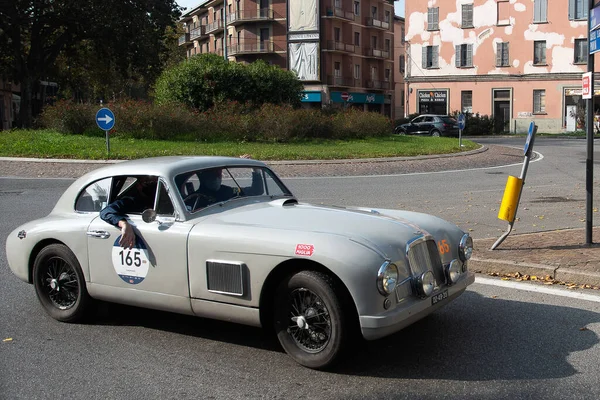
[274,270,350,369]
[33,244,91,322]
[394,127,406,135]
[430,130,441,137]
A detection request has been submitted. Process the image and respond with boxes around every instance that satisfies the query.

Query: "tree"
[154,54,304,111]
[0,0,181,127]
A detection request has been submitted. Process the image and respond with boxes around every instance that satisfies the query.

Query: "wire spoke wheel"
[41,256,79,310]
[287,288,331,353]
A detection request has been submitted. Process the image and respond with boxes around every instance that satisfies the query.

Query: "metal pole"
[105,130,110,156]
[586,1,595,245]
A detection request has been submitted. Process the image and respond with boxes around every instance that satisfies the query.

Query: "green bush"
[39,100,97,135]
[449,111,494,135]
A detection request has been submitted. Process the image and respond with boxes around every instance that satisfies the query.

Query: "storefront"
[417,89,448,115]
[300,91,323,109]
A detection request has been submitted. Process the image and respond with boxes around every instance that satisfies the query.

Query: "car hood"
[202,199,462,256]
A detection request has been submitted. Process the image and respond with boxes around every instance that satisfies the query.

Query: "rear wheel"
[274,271,350,369]
[33,244,91,322]
[431,130,441,137]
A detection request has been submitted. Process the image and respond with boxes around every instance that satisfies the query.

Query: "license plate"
[431,290,448,305]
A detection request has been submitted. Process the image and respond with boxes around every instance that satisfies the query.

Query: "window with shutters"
[574,38,588,64]
[384,68,390,82]
[534,41,546,65]
[533,90,546,114]
[462,4,474,28]
[334,62,341,77]
[385,39,390,52]
[399,55,405,73]
[354,1,360,16]
[496,42,510,67]
[422,45,439,69]
[401,26,405,43]
[334,27,340,42]
[354,64,360,79]
[427,7,439,31]
[461,91,473,113]
[455,44,473,68]
[533,0,548,23]
[497,1,510,26]
[569,0,588,20]
[354,32,360,46]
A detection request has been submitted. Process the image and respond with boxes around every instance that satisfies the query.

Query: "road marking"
[284,151,544,180]
[475,276,600,303]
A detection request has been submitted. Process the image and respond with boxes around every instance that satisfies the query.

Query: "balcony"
[227,42,279,55]
[190,26,204,40]
[227,9,275,25]
[326,75,354,87]
[366,17,390,30]
[325,40,356,53]
[205,19,224,34]
[366,80,390,90]
[325,7,355,21]
[178,33,190,46]
[363,48,390,59]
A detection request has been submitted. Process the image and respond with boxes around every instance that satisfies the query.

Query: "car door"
[407,116,423,134]
[421,116,435,134]
[86,176,193,313]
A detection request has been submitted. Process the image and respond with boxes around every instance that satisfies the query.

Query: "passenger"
[100,176,158,248]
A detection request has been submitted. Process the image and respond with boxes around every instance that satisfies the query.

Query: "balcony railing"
[178,33,190,46]
[325,7,355,21]
[363,48,390,58]
[326,75,353,87]
[227,8,274,24]
[190,26,204,40]
[205,19,224,34]
[325,40,355,53]
[227,42,278,55]
[366,17,390,30]
[366,80,390,90]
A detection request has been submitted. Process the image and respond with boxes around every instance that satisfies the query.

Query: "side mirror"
[142,209,157,223]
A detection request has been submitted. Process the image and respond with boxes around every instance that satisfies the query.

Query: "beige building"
[179,0,397,118]
[393,15,405,119]
[404,0,593,133]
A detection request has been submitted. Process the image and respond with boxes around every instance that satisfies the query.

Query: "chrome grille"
[407,238,445,285]
[206,261,244,296]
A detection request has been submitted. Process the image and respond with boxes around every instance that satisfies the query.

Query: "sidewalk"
[471,227,600,289]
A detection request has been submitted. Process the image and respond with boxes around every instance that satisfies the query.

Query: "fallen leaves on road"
[3,338,13,342]
[486,272,600,290]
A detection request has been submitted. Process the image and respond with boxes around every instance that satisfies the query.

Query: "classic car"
[6,156,474,369]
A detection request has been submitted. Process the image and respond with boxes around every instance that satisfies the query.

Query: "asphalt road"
[1,137,600,399]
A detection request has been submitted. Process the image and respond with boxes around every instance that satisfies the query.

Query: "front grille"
[206,261,244,296]
[407,238,445,286]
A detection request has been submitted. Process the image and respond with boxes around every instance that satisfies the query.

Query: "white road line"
[284,151,544,180]
[475,276,600,303]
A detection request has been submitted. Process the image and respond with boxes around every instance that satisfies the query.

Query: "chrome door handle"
[86,230,111,239]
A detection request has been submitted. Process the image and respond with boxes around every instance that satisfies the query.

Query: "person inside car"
[100,176,158,249]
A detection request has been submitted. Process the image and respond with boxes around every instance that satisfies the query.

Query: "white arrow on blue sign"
[457,113,466,130]
[96,107,115,131]
[524,121,535,156]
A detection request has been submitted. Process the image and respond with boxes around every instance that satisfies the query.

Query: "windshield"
[175,166,292,213]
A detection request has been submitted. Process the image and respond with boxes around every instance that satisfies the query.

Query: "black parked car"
[394,114,459,137]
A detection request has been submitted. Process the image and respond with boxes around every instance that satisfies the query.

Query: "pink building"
[404,0,593,133]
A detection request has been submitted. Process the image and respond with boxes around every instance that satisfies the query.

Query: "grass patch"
[0,129,480,161]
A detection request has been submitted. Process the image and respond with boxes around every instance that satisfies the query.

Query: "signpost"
[457,113,466,147]
[341,92,349,109]
[96,107,115,156]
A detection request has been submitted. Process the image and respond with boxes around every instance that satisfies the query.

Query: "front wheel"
[33,244,91,322]
[274,271,350,369]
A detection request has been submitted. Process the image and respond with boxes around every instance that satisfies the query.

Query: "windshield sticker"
[111,235,150,284]
[295,244,314,257]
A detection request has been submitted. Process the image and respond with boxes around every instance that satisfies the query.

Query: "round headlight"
[416,271,435,297]
[377,262,399,296]
[459,234,473,261]
[446,260,462,284]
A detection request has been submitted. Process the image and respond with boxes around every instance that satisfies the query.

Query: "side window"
[156,181,175,216]
[75,177,111,212]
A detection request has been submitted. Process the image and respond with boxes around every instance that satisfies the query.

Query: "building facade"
[393,15,405,119]
[404,0,592,133]
[179,0,396,118]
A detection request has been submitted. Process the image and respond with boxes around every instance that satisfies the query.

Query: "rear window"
[441,117,457,123]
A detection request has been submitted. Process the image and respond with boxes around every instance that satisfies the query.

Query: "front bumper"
[359,272,475,340]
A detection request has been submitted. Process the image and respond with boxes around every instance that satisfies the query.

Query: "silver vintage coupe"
[6,156,474,369]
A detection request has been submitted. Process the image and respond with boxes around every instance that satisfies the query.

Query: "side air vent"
[206,260,245,296]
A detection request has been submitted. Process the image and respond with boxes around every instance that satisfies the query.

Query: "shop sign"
[418,90,447,103]
[301,91,322,102]
[330,92,384,104]
[288,33,319,42]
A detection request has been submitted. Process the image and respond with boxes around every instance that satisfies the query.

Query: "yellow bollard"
[498,175,523,223]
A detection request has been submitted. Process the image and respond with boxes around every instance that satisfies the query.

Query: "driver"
[100,176,158,249]
[186,168,263,210]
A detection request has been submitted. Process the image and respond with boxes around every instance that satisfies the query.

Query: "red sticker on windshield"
[295,244,314,256]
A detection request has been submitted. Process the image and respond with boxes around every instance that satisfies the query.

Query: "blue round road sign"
[96,107,115,131]
[524,122,535,155]
[457,113,466,130]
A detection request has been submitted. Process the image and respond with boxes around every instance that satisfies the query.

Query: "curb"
[0,144,488,166]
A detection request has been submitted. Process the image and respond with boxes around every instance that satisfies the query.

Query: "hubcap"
[287,288,331,353]
[41,257,79,310]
